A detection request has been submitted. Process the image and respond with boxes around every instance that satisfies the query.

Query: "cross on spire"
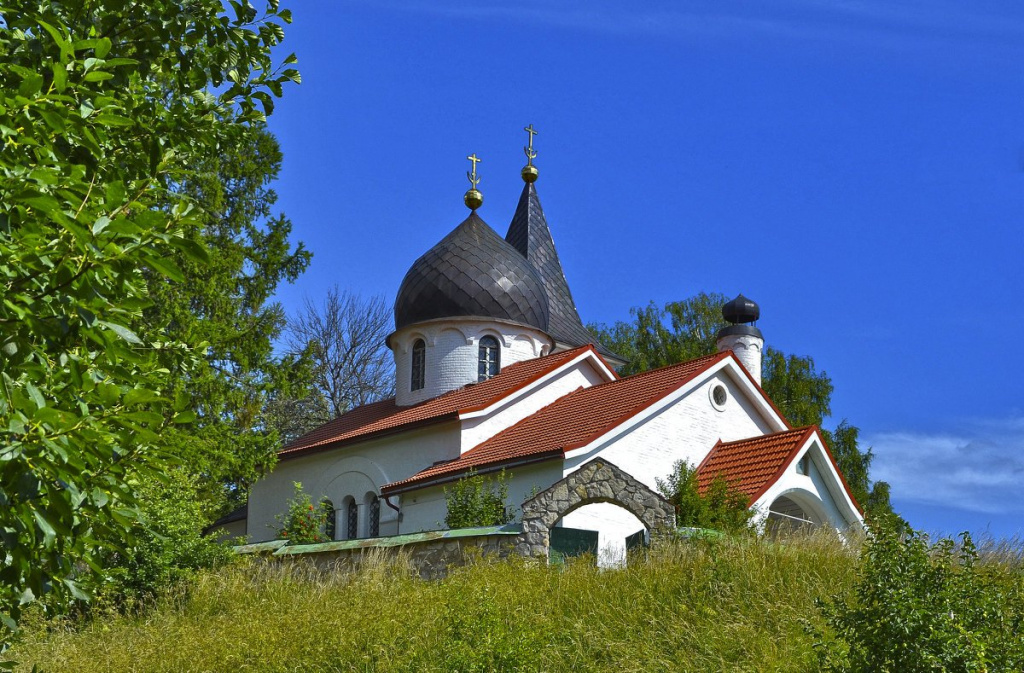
[523,124,538,166]
[466,153,481,188]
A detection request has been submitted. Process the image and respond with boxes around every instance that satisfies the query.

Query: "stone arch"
[517,458,675,561]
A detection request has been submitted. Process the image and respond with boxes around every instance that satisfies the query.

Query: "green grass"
[11,532,864,672]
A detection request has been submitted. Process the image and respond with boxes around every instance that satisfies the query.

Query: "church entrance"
[519,458,674,566]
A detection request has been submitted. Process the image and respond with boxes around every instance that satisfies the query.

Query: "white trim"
[457,349,617,421]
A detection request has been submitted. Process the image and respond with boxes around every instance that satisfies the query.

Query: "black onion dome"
[394,212,550,332]
[722,294,760,324]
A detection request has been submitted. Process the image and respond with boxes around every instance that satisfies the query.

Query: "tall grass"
[12,532,863,672]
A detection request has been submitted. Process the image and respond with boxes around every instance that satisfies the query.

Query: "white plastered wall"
[564,366,776,491]
[391,318,553,407]
[246,422,460,542]
[397,460,564,534]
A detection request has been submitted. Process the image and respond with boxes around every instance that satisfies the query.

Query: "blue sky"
[264,1,1024,539]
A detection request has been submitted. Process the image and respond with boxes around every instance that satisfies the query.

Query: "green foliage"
[444,470,513,529]
[657,460,755,534]
[275,483,333,545]
[0,0,293,641]
[814,518,1024,671]
[591,292,897,521]
[98,470,233,608]
[11,533,863,671]
[148,123,311,519]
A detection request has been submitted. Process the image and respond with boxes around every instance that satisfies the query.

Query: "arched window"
[478,335,500,382]
[345,497,359,540]
[322,499,336,540]
[411,339,426,391]
[365,493,380,538]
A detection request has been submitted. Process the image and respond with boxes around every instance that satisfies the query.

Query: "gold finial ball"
[464,189,483,210]
[521,164,539,183]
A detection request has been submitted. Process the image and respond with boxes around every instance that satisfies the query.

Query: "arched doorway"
[766,490,826,535]
[519,458,675,564]
[556,502,647,567]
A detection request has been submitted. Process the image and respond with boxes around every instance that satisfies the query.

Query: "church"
[218,129,863,561]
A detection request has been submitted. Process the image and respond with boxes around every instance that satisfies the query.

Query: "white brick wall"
[390,318,553,406]
[716,334,764,385]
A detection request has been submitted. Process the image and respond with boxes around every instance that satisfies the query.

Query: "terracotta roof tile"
[382,351,731,493]
[279,345,597,459]
[695,427,816,504]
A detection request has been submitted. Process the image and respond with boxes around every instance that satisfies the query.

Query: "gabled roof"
[695,426,863,514]
[695,427,817,504]
[382,351,732,494]
[505,182,620,361]
[279,345,597,459]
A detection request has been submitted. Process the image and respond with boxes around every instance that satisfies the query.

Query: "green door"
[549,527,598,566]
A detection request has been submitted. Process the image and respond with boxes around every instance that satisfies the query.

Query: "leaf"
[143,255,184,282]
[123,389,162,406]
[97,321,142,345]
[92,216,111,234]
[33,510,56,547]
[94,114,134,127]
[51,62,68,92]
[84,71,114,82]
[24,383,44,410]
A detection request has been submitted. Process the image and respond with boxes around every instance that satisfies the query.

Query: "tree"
[272,287,394,441]
[0,0,295,641]
[657,460,754,534]
[591,293,895,519]
[146,124,311,519]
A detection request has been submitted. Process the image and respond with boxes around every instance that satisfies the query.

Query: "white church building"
[222,143,863,561]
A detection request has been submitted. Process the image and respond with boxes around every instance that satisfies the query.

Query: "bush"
[444,470,513,529]
[813,517,1024,671]
[657,460,754,534]
[276,482,333,544]
[99,470,234,609]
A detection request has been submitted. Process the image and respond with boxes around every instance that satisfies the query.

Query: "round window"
[710,384,728,410]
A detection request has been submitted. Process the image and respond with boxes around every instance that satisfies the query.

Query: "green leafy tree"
[591,293,895,520]
[275,482,333,545]
[0,0,294,641]
[657,460,754,534]
[444,471,513,529]
[147,124,311,518]
[814,517,1024,671]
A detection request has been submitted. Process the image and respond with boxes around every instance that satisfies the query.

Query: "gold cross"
[523,124,538,165]
[466,153,481,188]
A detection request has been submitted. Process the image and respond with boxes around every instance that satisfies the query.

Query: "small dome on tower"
[394,212,550,332]
[722,294,760,325]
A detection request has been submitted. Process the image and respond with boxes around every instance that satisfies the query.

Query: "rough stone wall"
[518,458,676,561]
[291,535,519,580]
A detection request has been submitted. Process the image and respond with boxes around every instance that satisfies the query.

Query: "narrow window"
[411,339,426,391]
[346,498,359,539]
[323,499,336,540]
[478,335,500,382]
[367,494,380,537]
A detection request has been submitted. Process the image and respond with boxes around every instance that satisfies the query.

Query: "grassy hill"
[10,530,1023,672]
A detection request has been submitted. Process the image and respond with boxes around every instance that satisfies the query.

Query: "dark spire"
[506,181,620,361]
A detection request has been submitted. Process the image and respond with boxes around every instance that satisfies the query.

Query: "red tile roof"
[279,345,599,459]
[382,351,732,493]
[695,427,816,504]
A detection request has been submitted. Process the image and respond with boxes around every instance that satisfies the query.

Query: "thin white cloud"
[867,416,1024,515]
[350,0,1024,58]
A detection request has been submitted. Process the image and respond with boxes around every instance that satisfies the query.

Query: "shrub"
[275,483,333,544]
[99,469,233,609]
[444,470,512,529]
[813,517,1024,671]
[657,460,754,534]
